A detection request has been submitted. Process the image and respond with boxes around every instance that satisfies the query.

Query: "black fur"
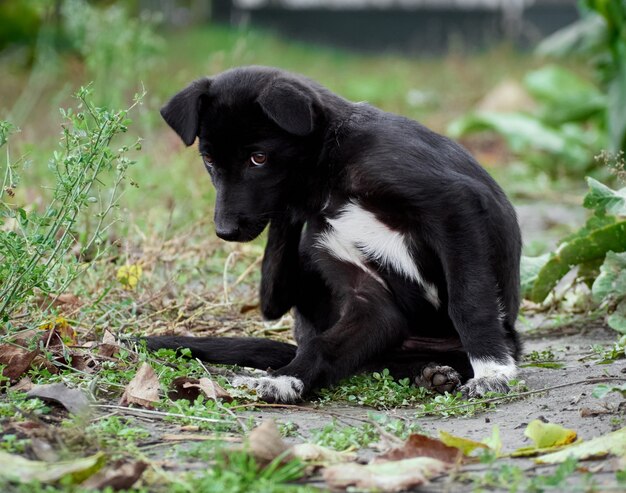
[154,66,522,401]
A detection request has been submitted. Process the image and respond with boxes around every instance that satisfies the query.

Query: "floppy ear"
[160,78,212,146]
[257,80,315,136]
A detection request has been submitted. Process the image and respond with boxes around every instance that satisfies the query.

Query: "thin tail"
[144,336,297,370]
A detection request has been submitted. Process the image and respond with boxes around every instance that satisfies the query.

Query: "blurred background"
[1,0,625,329]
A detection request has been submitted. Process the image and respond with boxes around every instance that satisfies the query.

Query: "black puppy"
[150,66,522,403]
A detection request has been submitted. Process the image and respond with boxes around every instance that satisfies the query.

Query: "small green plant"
[312,414,423,451]
[592,335,626,363]
[471,457,586,493]
[521,167,626,334]
[522,349,564,369]
[316,368,430,408]
[85,416,151,447]
[170,450,311,493]
[0,86,142,325]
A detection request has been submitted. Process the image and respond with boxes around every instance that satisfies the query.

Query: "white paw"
[232,375,304,403]
[459,377,510,398]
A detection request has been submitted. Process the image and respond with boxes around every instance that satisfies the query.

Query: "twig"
[92,404,239,425]
[233,254,263,287]
[415,377,626,418]
[222,251,238,304]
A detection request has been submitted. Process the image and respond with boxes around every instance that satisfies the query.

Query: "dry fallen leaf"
[98,343,121,359]
[247,420,292,465]
[169,376,233,403]
[196,377,233,402]
[102,330,117,345]
[323,456,449,492]
[378,433,461,463]
[27,383,91,415]
[81,459,147,491]
[11,377,34,392]
[0,345,38,383]
[291,443,356,464]
[536,427,626,464]
[119,362,160,408]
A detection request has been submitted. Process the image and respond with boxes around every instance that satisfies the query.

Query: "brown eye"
[202,154,214,168]
[250,152,267,167]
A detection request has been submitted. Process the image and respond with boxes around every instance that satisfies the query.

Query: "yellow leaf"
[439,430,488,456]
[536,427,626,464]
[39,317,77,345]
[525,420,577,449]
[117,264,143,290]
[0,451,105,484]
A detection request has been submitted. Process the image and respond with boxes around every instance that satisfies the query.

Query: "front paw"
[459,377,510,398]
[232,375,304,404]
[414,363,462,394]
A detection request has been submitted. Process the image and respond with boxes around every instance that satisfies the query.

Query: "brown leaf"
[11,377,34,392]
[168,376,233,403]
[27,383,91,415]
[195,377,233,403]
[168,376,202,401]
[248,420,292,465]
[291,443,356,464]
[323,457,450,492]
[81,459,147,491]
[120,363,160,408]
[378,434,462,464]
[98,343,121,359]
[102,330,117,345]
[0,344,38,383]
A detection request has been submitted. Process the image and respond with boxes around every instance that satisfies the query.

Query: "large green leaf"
[447,112,590,168]
[608,299,626,333]
[528,220,626,302]
[583,177,626,216]
[524,65,606,125]
[520,253,551,298]
[592,250,626,302]
[536,14,607,59]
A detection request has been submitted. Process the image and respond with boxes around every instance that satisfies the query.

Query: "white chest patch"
[316,202,440,308]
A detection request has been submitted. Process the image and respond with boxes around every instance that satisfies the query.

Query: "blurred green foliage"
[451,0,626,180]
[0,0,43,52]
[449,65,606,178]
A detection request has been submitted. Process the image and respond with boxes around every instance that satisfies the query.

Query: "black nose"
[215,226,240,241]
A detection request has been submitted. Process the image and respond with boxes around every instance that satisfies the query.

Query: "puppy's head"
[160,67,323,242]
